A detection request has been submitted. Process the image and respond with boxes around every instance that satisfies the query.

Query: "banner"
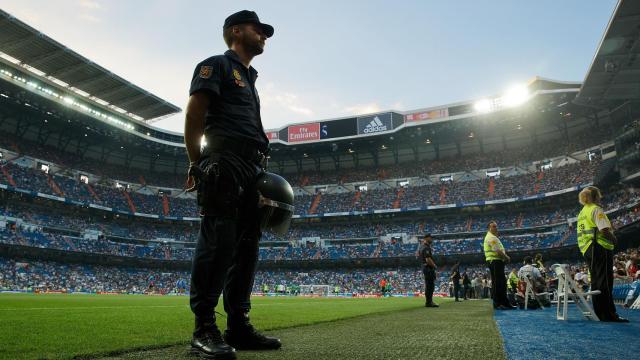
[357,113,392,135]
[288,123,320,142]
[320,117,357,139]
[265,131,279,140]
[405,108,449,122]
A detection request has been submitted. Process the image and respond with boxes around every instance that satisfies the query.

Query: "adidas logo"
[363,116,388,133]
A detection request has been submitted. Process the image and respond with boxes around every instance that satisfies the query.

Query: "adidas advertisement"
[357,113,392,135]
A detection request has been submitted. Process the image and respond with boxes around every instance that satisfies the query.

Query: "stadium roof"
[0,9,181,122]
[575,0,640,108]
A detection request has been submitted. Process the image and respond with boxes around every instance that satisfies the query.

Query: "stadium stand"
[0,6,638,309]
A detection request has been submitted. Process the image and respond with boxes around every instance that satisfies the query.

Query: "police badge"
[199,66,213,79]
[233,69,242,81]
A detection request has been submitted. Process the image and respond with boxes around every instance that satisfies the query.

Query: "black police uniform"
[419,243,436,306]
[189,49,269,335]
[452,270,461,301]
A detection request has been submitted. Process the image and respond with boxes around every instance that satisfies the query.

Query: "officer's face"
[239,24,267,55]
[423,236,432,245]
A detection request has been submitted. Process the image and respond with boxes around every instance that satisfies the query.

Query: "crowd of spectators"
[259,231,575,261]
[0,256,463,295]
[287,127,612,186]
[0,129,183,189]
[1,245,637,299]
[0,220,575,262]
[1,184,639,263]
[2,158,598,217]
[1,127,605,218]
[0,162,198,217]
[297,160,599,215]
[0,257,187,294]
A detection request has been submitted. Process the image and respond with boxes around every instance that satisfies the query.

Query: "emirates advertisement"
[288,123,320,143]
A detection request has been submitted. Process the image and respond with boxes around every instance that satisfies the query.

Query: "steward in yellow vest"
[576,186,627,322]
[484,221,513,310]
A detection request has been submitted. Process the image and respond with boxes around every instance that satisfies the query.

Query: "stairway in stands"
[488,177,495,197]
[46,174,64,197]
[62,236,77,251]
[0,165,17,187]
[393,187,405,208]
[533,171,544,194]
[466,218,473,232]
[439,185,447,205]
[162,194,170,216]
[308,193,322,214]
[122,191,137,213]
[85,183,101,203]
[352,191,362,208]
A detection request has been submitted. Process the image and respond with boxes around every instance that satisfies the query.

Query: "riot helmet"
[256,172,294,236]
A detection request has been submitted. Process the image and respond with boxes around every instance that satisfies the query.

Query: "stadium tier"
[0,0,637,311]
[2,187,639,263]
[2,253,637,298]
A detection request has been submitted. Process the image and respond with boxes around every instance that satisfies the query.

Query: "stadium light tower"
[502,85,530,107]
[474,99,492,113]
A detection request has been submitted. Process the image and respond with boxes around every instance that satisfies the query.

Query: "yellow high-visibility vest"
[484,232,504,261]
[576,203,614,255]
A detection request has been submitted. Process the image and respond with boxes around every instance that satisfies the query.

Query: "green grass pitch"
[0,293,504,359]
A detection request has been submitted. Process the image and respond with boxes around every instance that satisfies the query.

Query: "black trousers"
[423,267,435,304]
[453,282,460,301]
[190,152,262,331]
[488,260,509,308]
[583,243,619,321]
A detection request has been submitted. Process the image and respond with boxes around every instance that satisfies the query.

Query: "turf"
[0,293,500,359]
[100,299,504,360]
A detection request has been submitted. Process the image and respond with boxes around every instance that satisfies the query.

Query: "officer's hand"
[186,163,198,192]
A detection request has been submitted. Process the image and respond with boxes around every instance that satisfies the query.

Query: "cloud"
[78,14,101,23]
[78,0,102,10]
[343,102,382,115]
[77,0,103,23]
[260,83,314,117]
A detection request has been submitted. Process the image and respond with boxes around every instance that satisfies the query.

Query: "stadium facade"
[1,1,640,297]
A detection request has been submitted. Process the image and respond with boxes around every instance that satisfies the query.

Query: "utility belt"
[203,135,268,168]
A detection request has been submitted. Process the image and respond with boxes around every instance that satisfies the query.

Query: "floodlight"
[474,99,492,113]
[502,85,529,107]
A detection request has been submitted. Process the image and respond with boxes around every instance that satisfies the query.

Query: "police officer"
[483,221,514,310]
[419,234,439,307]
[184,10,281,359]
[576,186,629,322]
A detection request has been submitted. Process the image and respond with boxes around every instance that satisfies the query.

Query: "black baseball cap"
[224,10,274,38]
[423,233,432,239]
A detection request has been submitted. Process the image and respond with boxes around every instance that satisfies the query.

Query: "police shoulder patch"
[199,66,213,79]
[232,69,242,80]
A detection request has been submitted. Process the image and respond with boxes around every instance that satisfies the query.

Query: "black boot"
[191,319,236,359]
[224,313,282,350]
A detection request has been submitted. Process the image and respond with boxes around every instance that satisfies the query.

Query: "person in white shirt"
[518,256,542,285]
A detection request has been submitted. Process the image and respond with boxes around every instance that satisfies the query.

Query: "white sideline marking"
[0,301,317,311]
[0,305,188,311]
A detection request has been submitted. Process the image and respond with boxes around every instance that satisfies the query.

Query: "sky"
[0,0,618,133]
